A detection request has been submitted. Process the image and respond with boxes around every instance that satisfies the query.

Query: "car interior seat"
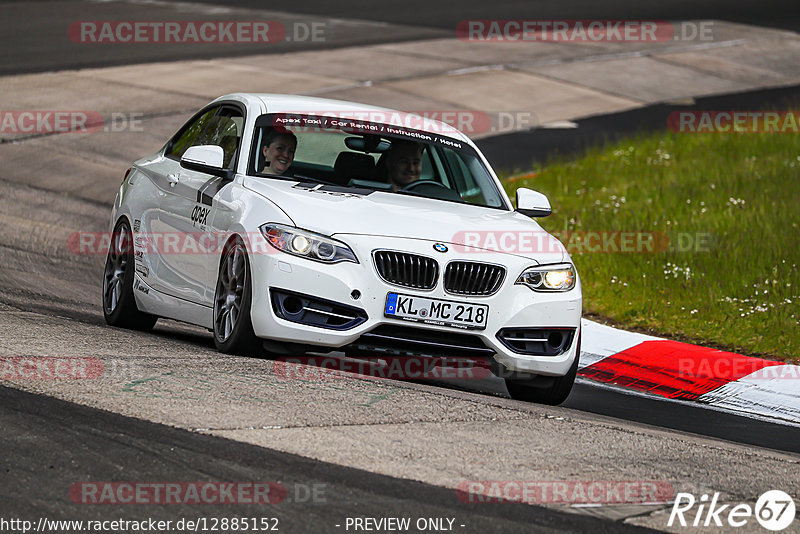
[334,152,376,185]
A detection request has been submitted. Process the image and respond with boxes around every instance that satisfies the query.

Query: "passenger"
[384,140,422,191]
[261,129,297,175]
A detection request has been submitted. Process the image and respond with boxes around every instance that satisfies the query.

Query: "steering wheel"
[400,180,464,202]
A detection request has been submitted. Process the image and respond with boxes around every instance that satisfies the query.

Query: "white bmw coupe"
[103,93,582,404]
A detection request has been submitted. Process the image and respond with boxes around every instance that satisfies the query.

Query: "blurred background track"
[2,0,798,74]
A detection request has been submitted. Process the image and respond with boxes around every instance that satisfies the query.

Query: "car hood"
[243,178,566,263]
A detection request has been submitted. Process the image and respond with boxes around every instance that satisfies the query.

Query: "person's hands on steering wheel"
[400,180,464,202]
[401,179,448,192]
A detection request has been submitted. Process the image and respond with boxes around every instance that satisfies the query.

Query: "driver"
[384,140,422,191]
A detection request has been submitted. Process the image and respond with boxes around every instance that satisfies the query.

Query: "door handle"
[167,173,180,186]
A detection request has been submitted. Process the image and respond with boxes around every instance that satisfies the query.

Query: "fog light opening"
[547,331,563,349]
[282,296,304,315]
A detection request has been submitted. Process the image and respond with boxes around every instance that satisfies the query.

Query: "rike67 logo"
[669,490,796,531]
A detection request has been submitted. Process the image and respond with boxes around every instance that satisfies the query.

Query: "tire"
[212,237,260,354]
[504,334,580,406]
[102,219,158,330]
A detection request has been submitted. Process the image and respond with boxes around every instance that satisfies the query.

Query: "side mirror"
[180,145,232,178]
[515,187,552,217]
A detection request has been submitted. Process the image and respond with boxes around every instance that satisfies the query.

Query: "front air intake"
[496,328,576,356]
[271,288,367,330]
[346,324,495,359]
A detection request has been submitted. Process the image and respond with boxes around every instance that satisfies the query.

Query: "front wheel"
[102,219,157,330]
[504,335,580,406]
[212,237,260,355]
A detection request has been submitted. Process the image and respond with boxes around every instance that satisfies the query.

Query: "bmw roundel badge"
[433,243,448,253]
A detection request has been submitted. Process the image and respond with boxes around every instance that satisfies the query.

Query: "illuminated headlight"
[260,223,358,264]
[516,263,576,292]
[291,235,311,254]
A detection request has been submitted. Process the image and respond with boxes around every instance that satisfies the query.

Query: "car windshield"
[248,113,508,209]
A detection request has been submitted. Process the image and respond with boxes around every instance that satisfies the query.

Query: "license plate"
[384,293,488,330]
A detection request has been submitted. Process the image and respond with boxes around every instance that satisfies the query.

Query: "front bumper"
[249,235,582,377]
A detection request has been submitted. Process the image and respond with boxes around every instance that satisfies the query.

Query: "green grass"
[501,131,800,362]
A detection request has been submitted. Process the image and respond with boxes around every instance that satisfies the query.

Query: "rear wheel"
[102,219,157,330]
[213,237,260,354]
[504,334,580,406]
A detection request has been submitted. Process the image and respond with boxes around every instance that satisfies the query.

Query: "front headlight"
[516,263,576,292]
[259,223,358,264]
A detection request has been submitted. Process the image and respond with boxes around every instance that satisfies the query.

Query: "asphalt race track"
[3,0,798,74]
[1,1,799,532]
[1,385,640,533]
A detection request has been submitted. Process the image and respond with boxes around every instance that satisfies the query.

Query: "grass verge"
[501,131,800,363]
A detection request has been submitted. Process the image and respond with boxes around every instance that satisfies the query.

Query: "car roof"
[212,93,473,145]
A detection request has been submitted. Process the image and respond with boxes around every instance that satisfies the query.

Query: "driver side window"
[167,107,218,160]
[166,106,243,169]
